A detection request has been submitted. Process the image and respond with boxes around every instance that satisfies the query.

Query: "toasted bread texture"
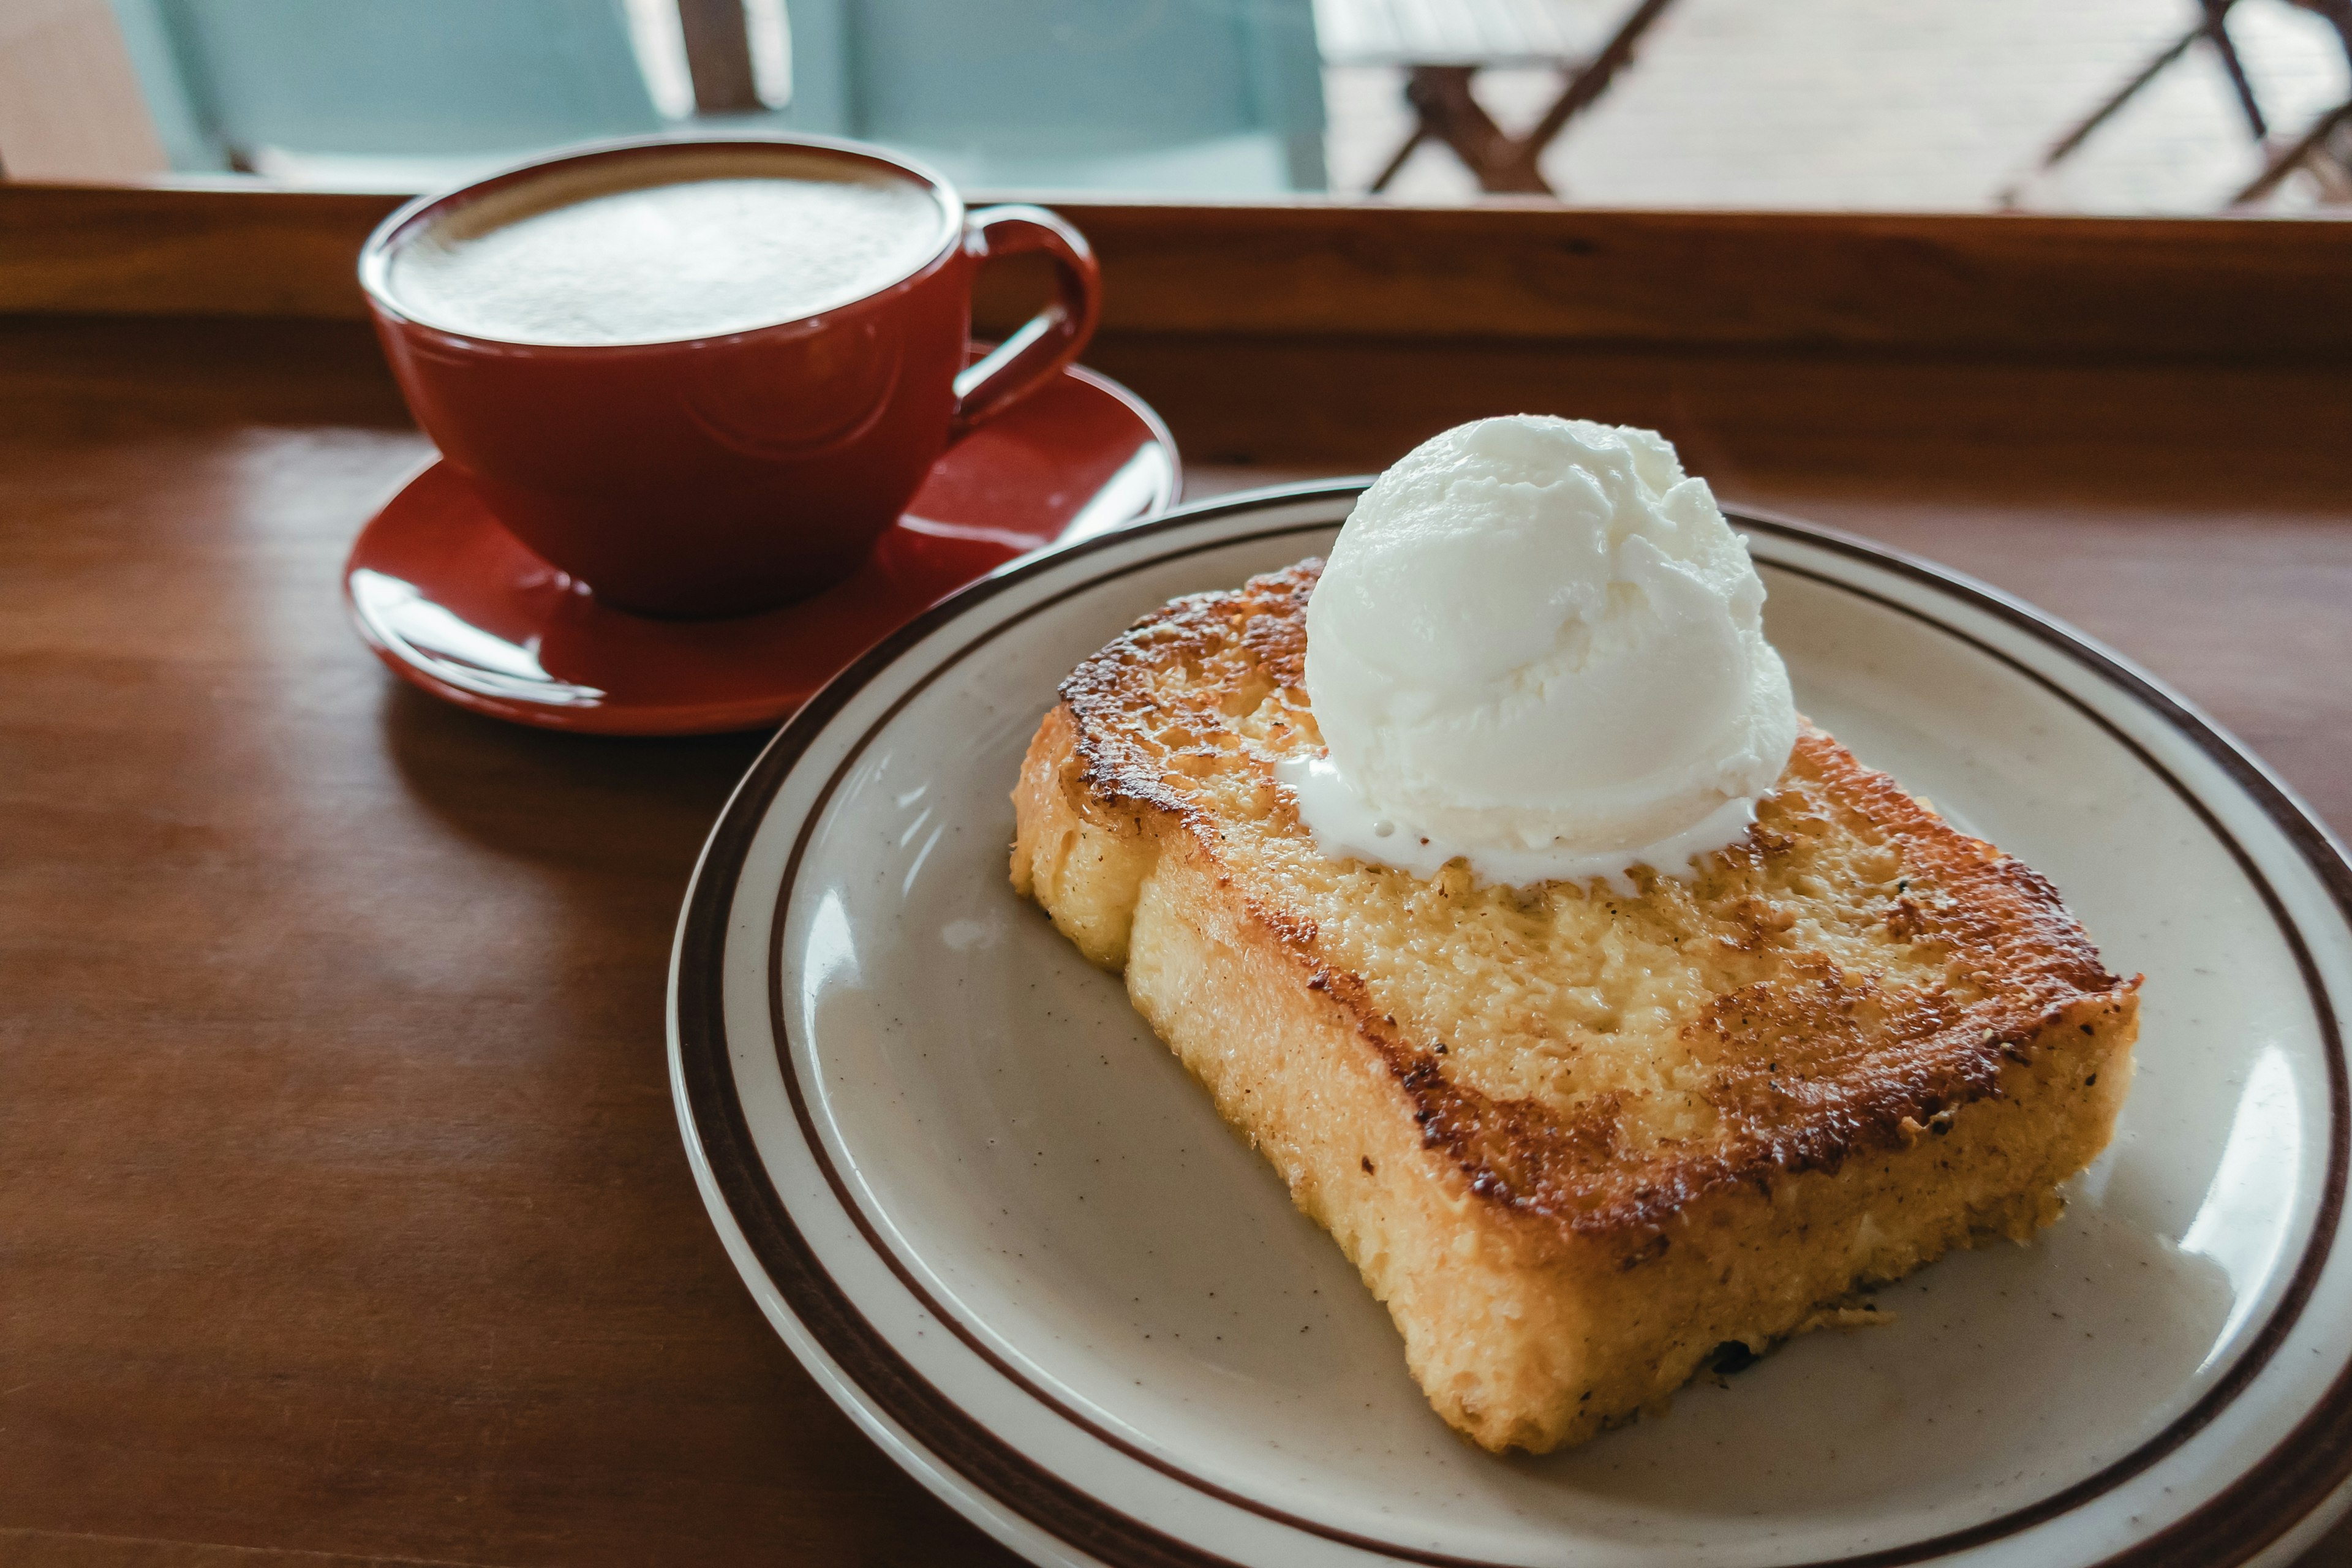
[1011,561,2139,1453]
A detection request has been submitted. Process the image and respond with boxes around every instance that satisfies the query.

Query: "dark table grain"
[2,315,2346,1566]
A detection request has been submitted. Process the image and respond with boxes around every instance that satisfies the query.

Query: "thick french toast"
[1010,560,2139,1454]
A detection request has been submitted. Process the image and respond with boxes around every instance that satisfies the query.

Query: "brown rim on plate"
[673,484,2352,1568]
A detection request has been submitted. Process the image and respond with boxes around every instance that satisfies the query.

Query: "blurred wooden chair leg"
[2013,0,2270,203]
[2234,100,2352,203]
[1351,0,1676,198]
[675,0,760,115]
[1404,64,1555,194]
[1512,0,1677,178]
[2031,27,2201,179]
[2200,0,2269,138]
[1366,123,1426,193]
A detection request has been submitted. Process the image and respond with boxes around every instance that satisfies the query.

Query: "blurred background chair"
[1314,0,1674,195]
[48,0,2337,209]
[102,0,1326,194]
[2236,96,2352,198]
[769,0,1327,193]
[2010,0,2352,206]
[2235,0,2352,199]
[110,0,669,186]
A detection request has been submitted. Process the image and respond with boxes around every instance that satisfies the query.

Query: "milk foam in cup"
[383,147,951,346]
[360,135,1103,619]
[1280,416,1799,892]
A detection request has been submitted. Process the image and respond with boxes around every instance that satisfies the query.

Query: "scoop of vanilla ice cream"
[1295,415,1796,883]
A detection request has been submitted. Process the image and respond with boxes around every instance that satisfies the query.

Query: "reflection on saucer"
[349,568,605,707]
[344,356,1177,736]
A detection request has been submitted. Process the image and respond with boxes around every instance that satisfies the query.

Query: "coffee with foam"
[383,148,951,346]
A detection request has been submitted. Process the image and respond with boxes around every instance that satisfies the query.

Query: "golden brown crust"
[1014,571,2140,1450]
[1041,560,2139,1256]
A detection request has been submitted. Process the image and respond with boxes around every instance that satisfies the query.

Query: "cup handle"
[950,205,1102,438]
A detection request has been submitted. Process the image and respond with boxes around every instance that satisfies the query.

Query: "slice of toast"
[1011,560,2139,1453]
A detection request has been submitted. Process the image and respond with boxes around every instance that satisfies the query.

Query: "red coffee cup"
[359,135,1102,618]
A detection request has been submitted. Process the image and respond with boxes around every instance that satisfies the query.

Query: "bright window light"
[622,0,696,120]
[745,0,794,109]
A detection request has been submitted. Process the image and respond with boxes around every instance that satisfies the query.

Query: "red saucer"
[344,359,1178,735]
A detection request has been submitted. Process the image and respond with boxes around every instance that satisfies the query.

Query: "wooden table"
[4,189,2351,1566]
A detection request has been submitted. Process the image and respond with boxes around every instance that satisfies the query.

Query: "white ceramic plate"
[669,484,2352,1568]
